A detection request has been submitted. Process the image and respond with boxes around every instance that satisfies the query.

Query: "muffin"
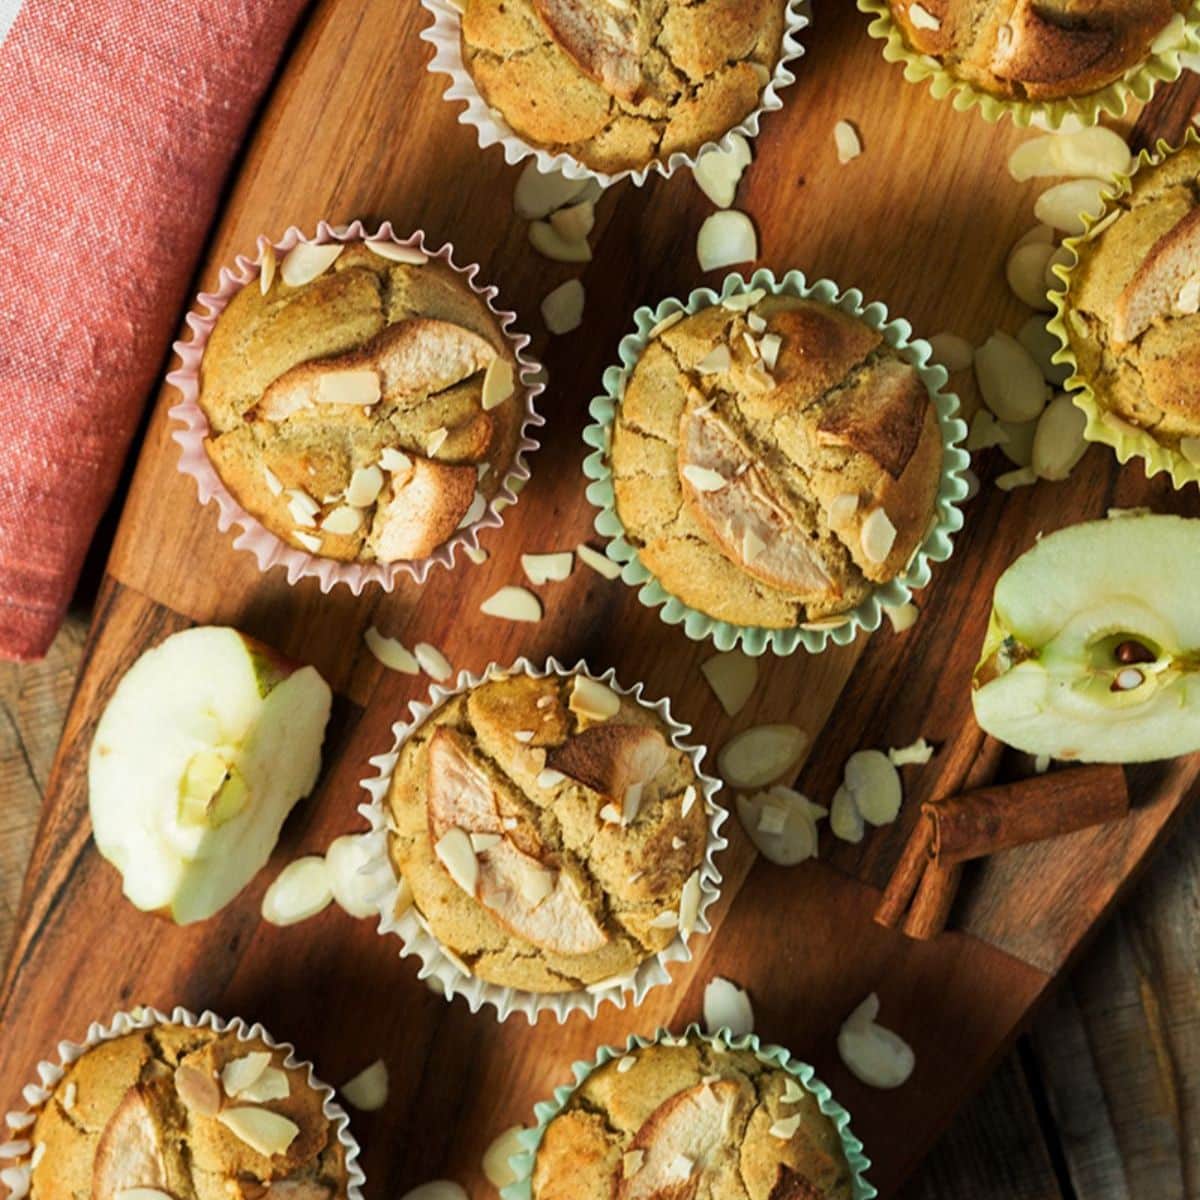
[457,0,789,174]
[880,0,1189,103]
[607,291,945,630]
[529,1036,857,1200]
[197,237,525,566]
[1055,135,1200,482]
[22,1020,351,1199]
[385,668,711,994]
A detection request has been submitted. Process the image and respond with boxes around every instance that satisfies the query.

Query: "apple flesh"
[89,626,332,924]
[972,515,1200,763]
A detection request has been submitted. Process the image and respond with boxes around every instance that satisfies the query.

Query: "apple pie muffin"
[608,292,945,630]
[458,0,789,174]
[1056,137,1200,476]
[531,1036,856,1200]
[197,239,525,564]
[386,669,710,993]
[25,1021,351,1199]
[882,0,1189,103]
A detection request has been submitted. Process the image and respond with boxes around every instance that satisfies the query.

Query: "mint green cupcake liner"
[582,268,970,656]
[500,1024,875,1200]
[858,0,1200,130]
[1048,128,1200,489]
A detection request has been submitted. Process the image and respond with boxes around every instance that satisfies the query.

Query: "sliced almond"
[364,626,420,674]
[549,199,595,243]
[414,642,453,682]
[541,279,585,335]
[996,465,1038,491]
[1006,240,1055,310]
[529,220,592,263]
[834,119,862,164]
[649,310,685,338]
[829,786,864,843]
[884,601,919,633]
[321,505,362,536]
[757,333,783,371]
[974,332,1049,422]
[769,1114,803,1140]
[679,868,702,936]
[696,210,757,272]
[259,243,276,295]
[736,790,818,864]
[1032,393,1088,481]
[347,464,385,508]
[889,737,933,766]
[722,287,766,313]
[221,1052,271,1099]
[843,749,902,825]
[837,995,916,1089]
[426,426,449,457]
[481,357,515,411]
[261,856,333,926]
[216,1107,301,1157]
[719,724,807,789]
[463,544,489,565]
[908,2,941,29]
[1017,315,1072,386]
[262,465,284,496]
[480,585,542,623]
[341,1060,388,1112]
[1034,178,1109,235]
[521,551,573,585]
[1008,128,1131,183]
[326,833,391,920]
[577,542,621,579]
[116,1188,176,1200]
[293,530,322,554]
[569,675,621,722]
[279,242,343,288]
[515,858,556,907]
[434,827,478,895]
[927,332,973,373]
[1176,275,1200,315]
[514,160,590,220]
[237,1067,289,1104]
[966,410,1008,452]
[380,447,414,475]
[482,1125,525,1189]
[364,239,429,265]
[700,650,758,717]
[286,488,320,524]
[692,133,752,208]
[695,344,732,375]
[1014,223,1055,251]
[860,507,897,565]
[703,976,754,1037]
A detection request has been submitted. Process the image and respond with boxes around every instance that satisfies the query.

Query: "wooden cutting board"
[3,2,1198,1195]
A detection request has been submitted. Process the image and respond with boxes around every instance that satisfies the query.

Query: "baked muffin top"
[387,670,708,993]
[459,0,788,174]
[1060,140,1200,447]
[609,293,944,630]
[199,241,524,564]
[28,1023,348,1200]
[532,1037,854,1200]
[884,0,1186,102]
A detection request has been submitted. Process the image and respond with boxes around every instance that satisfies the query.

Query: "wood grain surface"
[2,2,1199,1198]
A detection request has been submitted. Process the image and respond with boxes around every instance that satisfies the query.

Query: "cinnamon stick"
[902,859,962,941]
[924,763,1128,866]
[873,820,932,929]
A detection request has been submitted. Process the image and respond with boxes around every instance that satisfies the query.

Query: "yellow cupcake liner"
[1047,127,1200,489]
[857,0,1200,129]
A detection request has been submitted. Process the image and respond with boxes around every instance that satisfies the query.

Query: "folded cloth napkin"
[0,0,309,660]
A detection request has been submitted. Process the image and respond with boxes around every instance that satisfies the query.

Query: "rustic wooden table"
[3,615,1198,1199]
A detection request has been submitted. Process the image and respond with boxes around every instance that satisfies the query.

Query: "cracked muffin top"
[459,0,788,174]
[531,1037,854,1200]
[198,240,524,564]
[1060,140,1200,451]
[27,1023,348,1200]
[884,0,1188,103]
[387,670,708,993]
[609,292,944,630]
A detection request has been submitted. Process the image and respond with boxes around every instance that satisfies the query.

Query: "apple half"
[972,515,1200,763]
[89,626,333,924]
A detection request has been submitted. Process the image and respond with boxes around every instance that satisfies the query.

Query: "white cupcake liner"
[0,1005,365,1200]
[356,656,729,1024]
[419,0,811,188]
[167,219,545,594]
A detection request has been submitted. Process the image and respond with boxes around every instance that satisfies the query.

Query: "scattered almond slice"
[529,219,592,263]
[649,910,679,930]
[834,119,862,164]
[692,133,752,208]
[482,1125,525,1189]
[719,725,807,789]
[859,507,896,565]
[481,357,515,411]
[569,675,621,722]
[769,1114,803,1140]
[261,856,333,926]
[703,977,754,1037]
[577,542,621,579]
[736,790,819,865]
[722,287,766,312]
[1034,178,1109,235]
[975,332,1048,423]
[695,344,732,375]
[997,418,1036,467]
[480,585,543,623]
[758,333,782,371]
[415,642,454,682]
[321,505,362,536]
[1006,240,1055,310]
[364,240,428,265]
[889,737,933,766]
[434,827,479,895]
[837,994,916,1089]
[326,833,388,919]
[1008,127,1131,183]
[341,1060,388,1112]
[649,310,685,338]
[463,544,489,565]
[364,626,420,674]
[549,199,595,243]
[679,869,702,936]
[216,1107,301,1157]
[237,1068,289,1104]
[280,242,343,287]
[908,2,941,30]
[542,279,585,335]
[1014,223,1055,250]
[259,243,276,295]
[380,447,414,475]
[426,427,449,457]
[829,786,864,843]
[884,602,919,633]
[1017,316,1072,387]
[700,650,758,717]
[221,1052,271,1098]
[514,160,590,220]
[521,551,573,585]
[697,210,757,271]
[1032,394,1088,481]
[536,768,566,788]
[293,530,322,554]
[996,465,1038,491]
[347,464,385,508]
[843,749,902,825]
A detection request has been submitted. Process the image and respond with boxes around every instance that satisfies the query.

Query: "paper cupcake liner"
[581,268,970,656]
[857,0,1200,130]
[167,219,545,594]
[419,0,811,188]
[0,1005,365,1200]
[1048,127,1200,489]
[356,656,729,1024]
[499,1023,876,1200]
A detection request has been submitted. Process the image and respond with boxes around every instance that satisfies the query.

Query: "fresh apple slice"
[89,626,332,924]
[92,1084,171,1197]
[972,515,1200,762]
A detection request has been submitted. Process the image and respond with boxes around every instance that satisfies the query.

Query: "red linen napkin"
[0,0,309,660]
